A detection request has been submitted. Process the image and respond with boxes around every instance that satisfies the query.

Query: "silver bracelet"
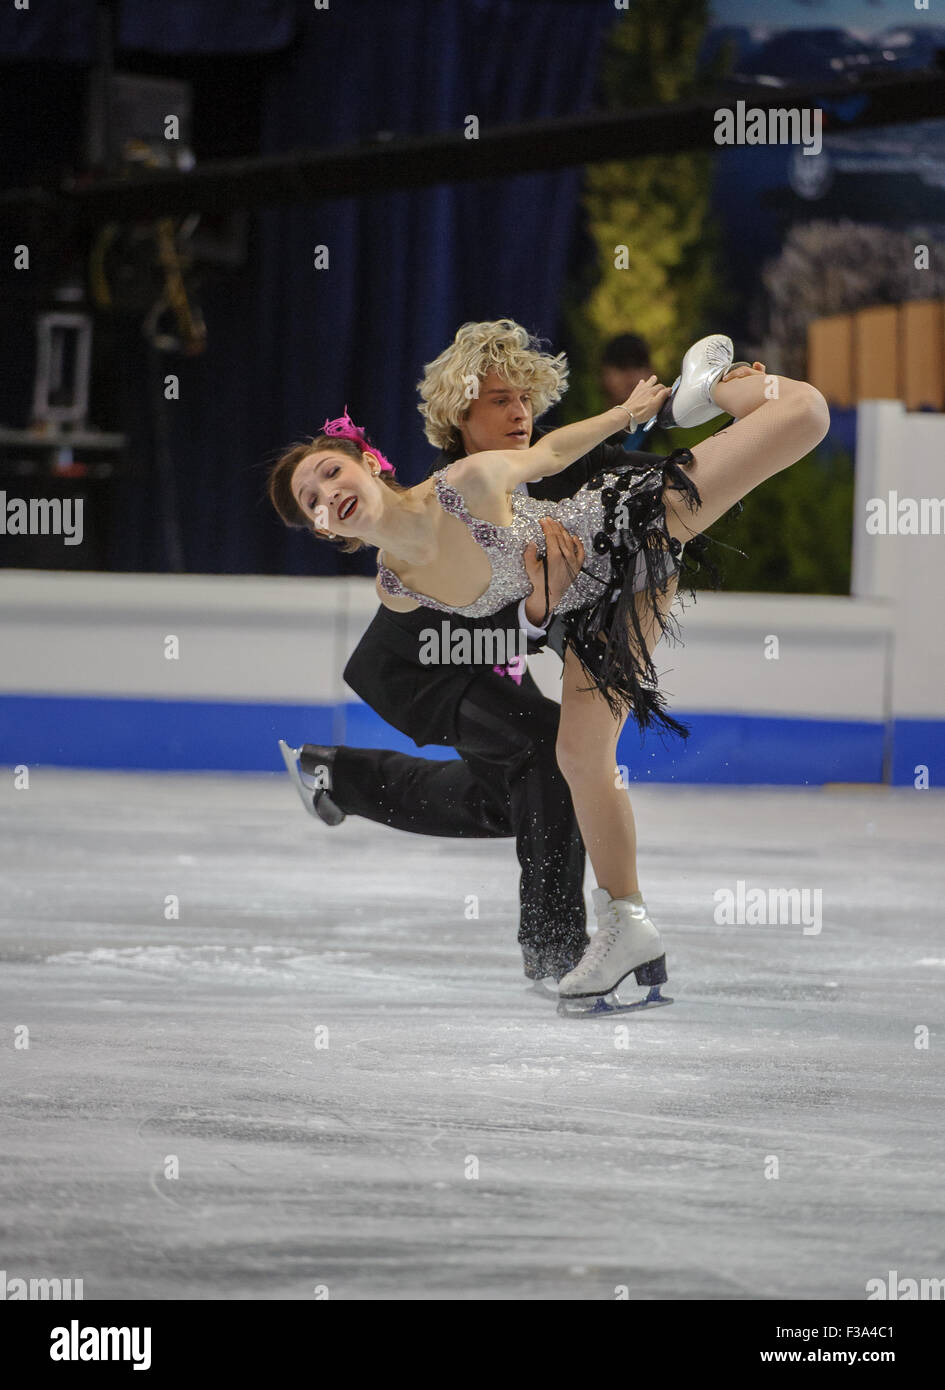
[614,404,637,431]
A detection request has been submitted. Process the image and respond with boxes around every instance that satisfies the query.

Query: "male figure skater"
[282,320,694,982]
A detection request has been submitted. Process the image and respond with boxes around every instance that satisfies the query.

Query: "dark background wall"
[3,1,941,584]
[0,0,619,576]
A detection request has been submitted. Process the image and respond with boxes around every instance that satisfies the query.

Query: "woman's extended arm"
[495,375,672,486]
[514,406,637,482]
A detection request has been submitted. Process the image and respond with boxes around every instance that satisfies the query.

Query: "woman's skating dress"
[377,451,719,739]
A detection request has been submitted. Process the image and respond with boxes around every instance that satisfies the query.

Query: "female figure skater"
[268,336,830,1009]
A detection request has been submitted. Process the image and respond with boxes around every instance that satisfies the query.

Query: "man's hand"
[523,517,585,626]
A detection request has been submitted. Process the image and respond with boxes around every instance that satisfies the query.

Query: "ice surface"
[1,768,943,1300]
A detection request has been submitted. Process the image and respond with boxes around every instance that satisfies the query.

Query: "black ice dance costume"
[336,432,720,978]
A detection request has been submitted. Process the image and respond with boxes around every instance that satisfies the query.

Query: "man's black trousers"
[328,669,588,975]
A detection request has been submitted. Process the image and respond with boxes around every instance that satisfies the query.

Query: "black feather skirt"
[556,447,722,742]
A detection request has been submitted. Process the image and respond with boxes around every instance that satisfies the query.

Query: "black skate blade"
[642,376,680,432]
[557,985,674,1019]
[277,738,321,820]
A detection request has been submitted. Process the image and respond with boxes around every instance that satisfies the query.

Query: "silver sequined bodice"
[376,462,679,618]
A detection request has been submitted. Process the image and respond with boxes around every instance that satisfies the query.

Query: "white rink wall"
[0,567,888,716]
[0,567,892,786]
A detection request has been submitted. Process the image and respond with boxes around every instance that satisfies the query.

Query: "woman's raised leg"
[553,367,828,925]
[662,368,830,546]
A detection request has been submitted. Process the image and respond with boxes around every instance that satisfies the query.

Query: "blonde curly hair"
[417,319,569,453]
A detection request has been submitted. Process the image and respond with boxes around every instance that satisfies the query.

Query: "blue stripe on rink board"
[0,694,455,773]
[0,694,337,773]
[0,693,896,784]
[889,719,945,789]
[623,711,885,785]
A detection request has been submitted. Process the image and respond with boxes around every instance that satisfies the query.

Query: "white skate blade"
[526,978,560,1002]
[557,985,674,1018]
[277,738,322,820]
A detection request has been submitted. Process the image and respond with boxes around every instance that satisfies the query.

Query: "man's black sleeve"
[536,438,647,494]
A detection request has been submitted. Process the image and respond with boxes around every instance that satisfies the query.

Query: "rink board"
[0,566,938,785]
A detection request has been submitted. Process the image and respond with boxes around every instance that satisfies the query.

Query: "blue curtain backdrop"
[1,0,619,575]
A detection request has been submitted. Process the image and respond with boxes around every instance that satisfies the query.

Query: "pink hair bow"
[322,407,395,474]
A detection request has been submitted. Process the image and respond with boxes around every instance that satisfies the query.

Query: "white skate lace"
[574,920,621,973]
